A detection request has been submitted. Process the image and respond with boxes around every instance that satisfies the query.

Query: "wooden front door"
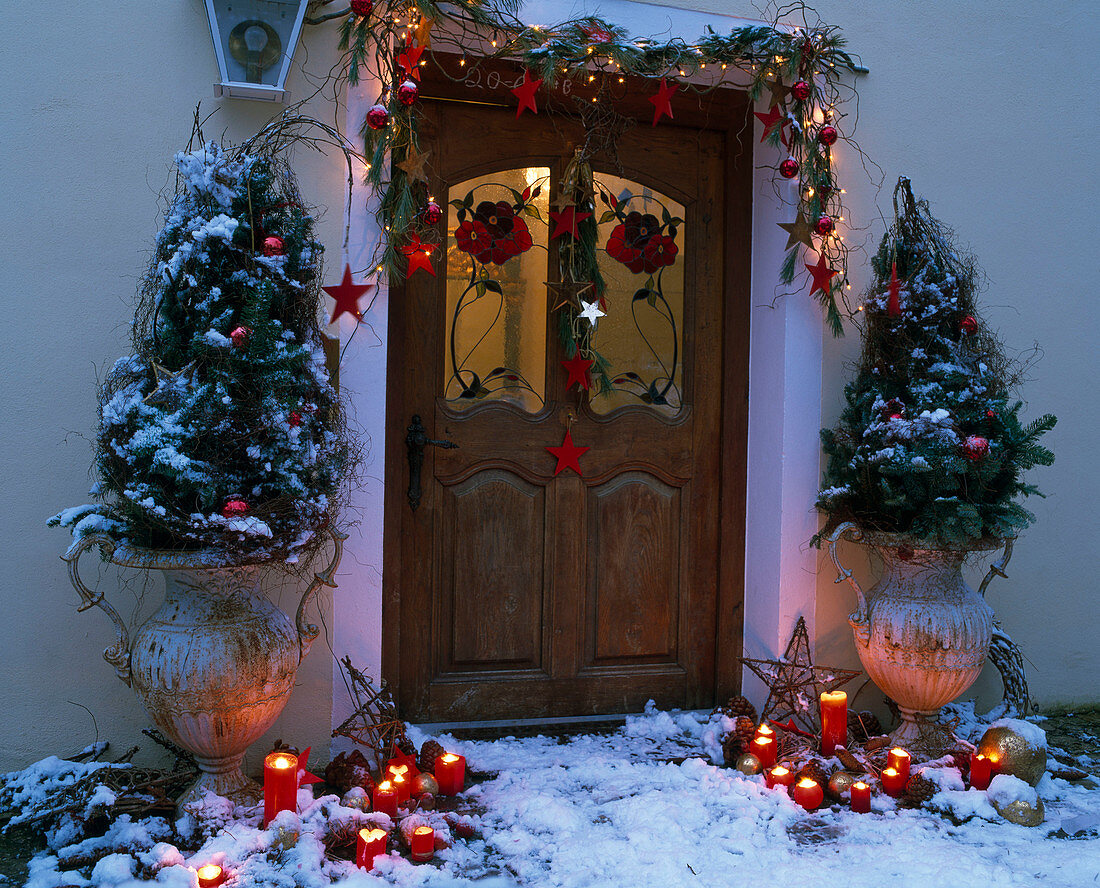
[384,66,751,722]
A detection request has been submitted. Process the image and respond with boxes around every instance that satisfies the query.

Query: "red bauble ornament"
[230,325,251,348]
[985,408,997,420]
[289,411,302,428]
[791,80,812,101]
[817,124,839,146]
[962,435,990,461]
[397,80,419,107]
[814,215,834,236]
[222,499,248,518]
[959,315,978,335]
[779,157,800,179]
[262,236,285,257]
[350,0,373,17]
[366,104,389,130]
[422,201,442,225]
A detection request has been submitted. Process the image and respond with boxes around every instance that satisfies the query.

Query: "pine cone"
[270,739,300,756]
[848,710,883,741]
[715,695,758,724]
[419,740,447,774]
[722,716,759,766]
[796,760,830,788]
[900,773,937,809]
[324,750,375,795]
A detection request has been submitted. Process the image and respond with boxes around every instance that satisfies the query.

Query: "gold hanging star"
[740,616,862,735]
[546,280,594,311]
[767,76,791,109]
[778,210,815,251]
[413,15,434,47]
[395,146,431,184]
[143,361,198,405]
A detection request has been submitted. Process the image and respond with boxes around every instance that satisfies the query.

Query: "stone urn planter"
[63,528,345,805]
[827,522,1014,746]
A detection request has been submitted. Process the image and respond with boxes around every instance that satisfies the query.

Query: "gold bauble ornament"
[992,796,1045,827]
[736,753,763,775]
[827,770,856,798]
[341,786,370,811]
[976,724,1047,787]
[271,823,300,849]
[414,773,440,796]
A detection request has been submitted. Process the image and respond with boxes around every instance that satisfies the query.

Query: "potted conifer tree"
[50,119,355,803]
[816,178,1055,745]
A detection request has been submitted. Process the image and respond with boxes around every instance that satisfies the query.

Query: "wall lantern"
[204,0,309,102]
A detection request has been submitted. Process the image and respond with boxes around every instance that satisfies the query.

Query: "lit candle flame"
[853,781,868,790]
[890,747,910,759]
[273,756,292,770]
[796,778,818,788]
[756,724,774,737]
[414,826,434,836]
[378,780,392,791]
[882,767,898,778]
[441,753,460,763]
[360,827,388,841]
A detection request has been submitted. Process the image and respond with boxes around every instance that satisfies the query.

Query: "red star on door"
[548,206,592,239]
[753,105,790,145]
[561,354,594,391]
[805,251,839,296]
[323,264,375,323]
[402,236,437,277]
[648,78,679,126]
[511,70,542,118]
[546,429,589,476]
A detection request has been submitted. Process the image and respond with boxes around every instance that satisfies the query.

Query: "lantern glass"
[205,0,308,101]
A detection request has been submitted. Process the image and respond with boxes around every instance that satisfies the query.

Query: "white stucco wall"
[2,0,1096,774]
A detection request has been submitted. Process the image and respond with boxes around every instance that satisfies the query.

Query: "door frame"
[379,55,753,719]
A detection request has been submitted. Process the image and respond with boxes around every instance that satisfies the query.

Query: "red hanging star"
[548,206,592,239]
[648,78,678,126]
[397,43,425,81]
[296,746,324,788]
[401,235,437,277]
[546,429,589,476]
[512,69,542,118]
[753,105,790,146]
[805,251,839,296]
[561,354,594,391]
[887,260,902,318]
[323,264,374,324]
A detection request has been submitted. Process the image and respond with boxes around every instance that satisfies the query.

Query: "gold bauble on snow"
[992,796,1045,827]
[736,753,764,775]
[976,722,1047,787]
[828,770,856,798]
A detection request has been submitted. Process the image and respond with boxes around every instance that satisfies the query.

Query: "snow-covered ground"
[6,705,1099,888]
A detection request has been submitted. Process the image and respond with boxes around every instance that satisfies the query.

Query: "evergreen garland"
[814,178,1055,548]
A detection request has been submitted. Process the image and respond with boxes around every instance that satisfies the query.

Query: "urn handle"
[978,536,1015,598]
[295,525,349,662]
[62,534,133,686]
[827,522,868,626]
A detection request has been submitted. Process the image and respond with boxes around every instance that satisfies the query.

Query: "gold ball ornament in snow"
[827,770,856,798]
[736,753,763,775]
[976,722,1047,786]
[271,823,300,850]
[414,773,440,796]
[341,786,370,811]
[993,796,1045,827]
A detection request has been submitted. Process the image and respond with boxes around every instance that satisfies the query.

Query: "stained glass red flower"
[605,211,676,274]
[455,219,493,263]
[465,200,533,265]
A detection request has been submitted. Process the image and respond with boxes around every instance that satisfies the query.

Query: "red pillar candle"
[749,735,777,770]
[410,825,435,862]
[391,772,410,804]
[765,765,794,790]
[756,723,775,740]
[790,778,824,811]
[850,781,871,813]
[970,753,994,791]
[435,753,466,796]
[355,828,388,870]
[263,751,298,826]
[373,780,398,817]
[819,691,848,755]
[196,864,226,888]
[881,766,906,797]
[887,748,911,785]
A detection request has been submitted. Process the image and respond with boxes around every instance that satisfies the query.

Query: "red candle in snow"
[410,825,435,862]
[765,765,794,790]
[880,766,906,797]
[819,691,848,755]
[373,780,398,816]
[196,864,226,888]
[887,747,911,784]
[790,778,824,811]
[355,827,388,870]
[970,753,995,791]
[750,735,777,769]
[435,753,466,795]
[263,751,298,826]
[391,772,411,804]
[850,781,871,813]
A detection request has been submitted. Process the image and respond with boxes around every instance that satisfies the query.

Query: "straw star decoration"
[332,657,415,767]
[740,617,862,736]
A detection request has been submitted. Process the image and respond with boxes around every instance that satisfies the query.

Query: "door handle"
[406,414,458,511]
